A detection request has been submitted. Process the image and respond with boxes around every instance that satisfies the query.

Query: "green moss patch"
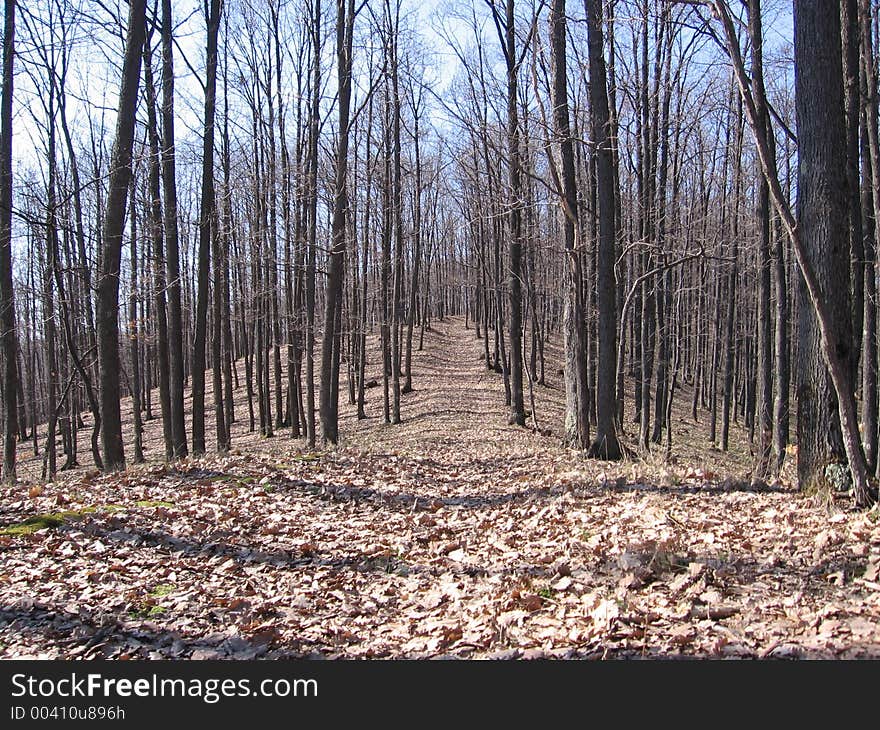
[0,500,174,536]
[0,508,97,536]
[295,452,322,462]
[129,604,166,619]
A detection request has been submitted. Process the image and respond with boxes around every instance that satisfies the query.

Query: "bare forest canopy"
[0,0,877,512]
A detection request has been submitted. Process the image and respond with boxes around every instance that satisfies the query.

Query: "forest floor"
[2,317,880,659]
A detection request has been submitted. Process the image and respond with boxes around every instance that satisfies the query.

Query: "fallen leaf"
[553,576,572,592]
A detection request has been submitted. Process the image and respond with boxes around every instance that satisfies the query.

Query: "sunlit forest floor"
[2,318,879,658]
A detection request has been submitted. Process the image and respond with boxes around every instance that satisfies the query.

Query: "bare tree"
[584,0,621,460]
[548,0,589,448]
[703,0,873,506]
[95,0,147,471]
[0,0,17,483]
[161,0,188,459]
[319,0,356,443]
[191,0,224,456]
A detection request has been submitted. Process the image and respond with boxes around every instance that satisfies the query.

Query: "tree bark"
[95,0,146,471]
[711,0,871,505]
[0,0,18,483]
[304,0,321,448]
[503,0,525,427]
[161,0,188,459]
[549,0,589,449]
[860,0,880,474]
[192,0,222,456]
[843,0,864,383]
[749,0,774,482]
[793,0,854,491]
[128,178,144,463]
[584,0,621,459]
[143,34,173,460]
[319,0,355,444]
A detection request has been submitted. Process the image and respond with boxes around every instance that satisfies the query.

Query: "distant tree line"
[0,0,877,508]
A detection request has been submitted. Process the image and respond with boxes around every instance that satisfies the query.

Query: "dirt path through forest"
[2,318,880,659]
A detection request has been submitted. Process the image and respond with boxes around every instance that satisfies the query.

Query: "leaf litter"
[2,318,880,659]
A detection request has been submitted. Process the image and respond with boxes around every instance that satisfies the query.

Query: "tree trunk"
[549,0,589,449]
[793,0,855,491]
[96,0,146,471]
[504,0,525,427]
[192,0,222,456]
[390,3,404,425]
[0,0,18,483]
[713,0,871,505]
[319,0,355,444]
[862,106,879,474]
[403,97,423,395]
[161,0,188,459]
[841,0,865,386]
[860,0,880,474]
[143,35,173,460]
[585,0,621,459]
[304,0,321,448]
[128,179,144,463]
[749,0,774,482]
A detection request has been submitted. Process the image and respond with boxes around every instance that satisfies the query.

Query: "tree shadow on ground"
[599,478,791,496]
[3,599,870,659]
[61,513,573,584]
[0,599,324,659]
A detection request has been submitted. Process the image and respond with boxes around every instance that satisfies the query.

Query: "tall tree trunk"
[550,0,589,449]
[381,78,393,423]
[585,0,621,459]
[96,0,146,471]
[403,94,423,395]
[221,14,235,434]
[144,34,173,460]
[304,0,321,448]
[357,93,374,420]
[319,0,355,444]
[0,0,18,483]
[43,204,57,479]
[161,0,188,458]
[842,0,865,385]
[860,0,880,474]
[389,2,403,424]
[862,109,879,474]
[212,174,229,453]
[128,178,144,463]
[192,0,222,456]
[792,0,854,492]
[749,0,774,481]
[503,0,525,427]
[720,100,742,453]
